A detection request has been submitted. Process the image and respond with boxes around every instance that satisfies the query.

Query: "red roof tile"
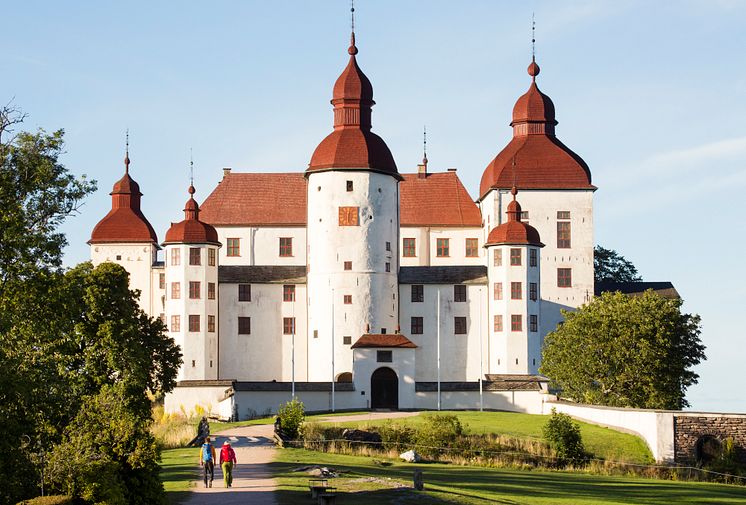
[351,334,417,349]
[164,187,219,245]
[400,172,482,227]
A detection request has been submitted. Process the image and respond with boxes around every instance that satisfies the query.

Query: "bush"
[16,497,73,505]
[277,398,305,440]
[415,414,464,458]
[377,421,417,451]
[543,409,585,465]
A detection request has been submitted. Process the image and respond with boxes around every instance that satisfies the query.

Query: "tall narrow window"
[454,284,467,302]
[436,238,450,257]
[411,285,424,303]
[171,248,180,266]
[170,315,180,332]
[171,282,181,300]
[283,317,295,335]
[346,180,353,192]
[529,249,537,267]
[493,282,503,301]
[208,282,216,300]
[208,315,216,333]
[557,268,572,288]
[510,282,522,300]
[454,317,467,334]
[529,282,537,301]
[159,273,165,289]
[403,238,416,257]
[279,237,293,257]
[510,248,522,266]
[511,315,522,332]
[557,222,571,249]
[208,248,216,266]
[343,295,352,305]
[238,317,251,335]
[493,315,503,332]
[385,262,391,272]
[188,315,200,332]
[465,238,479,257]
[411,316,424,334]
[238,284,251,301]
[529,315,538,333]
[385,241,391,252]
[189,247,201,265]
[283,284,295,302]
[493,249,502,267]
[189,281,201,299]
[227,238,240,257]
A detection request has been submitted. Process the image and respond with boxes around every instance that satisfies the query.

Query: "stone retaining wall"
[674,414,746,464]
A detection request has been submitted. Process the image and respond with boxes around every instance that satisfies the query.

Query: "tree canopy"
[540,290,705,410]
[594,245,642,284]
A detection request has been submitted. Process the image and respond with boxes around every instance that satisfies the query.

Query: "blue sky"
[3,1,745,412]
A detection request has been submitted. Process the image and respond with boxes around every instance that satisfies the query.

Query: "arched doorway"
[695,435,722,465]
[371,367,398,409]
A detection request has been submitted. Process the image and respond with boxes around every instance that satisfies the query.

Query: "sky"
[2,1,745,412]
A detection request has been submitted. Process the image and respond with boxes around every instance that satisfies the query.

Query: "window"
[189,315,200,332]
[227,238,240,257]
[493,249,502,267]
[557,211,571,220]
[343,336,352,345]
[189,247,201,265]
[494,315,503,332]
[279,237,293,257]
[238,317,251,335]
[493,282,503,301]
[436,238,450,257]
[557,222,571,249]
[159,273,165,289]
[520,211,529,221]
[171,248,180,266]
[171,282,180,300]
[116,255,121,260]
[346,180,353,192]
[377,350,393,363]
[344,261,352,271]
[338,206,359,226]
[208,315,216,333]
[557,268,572,288]
[283,317,295,335]
[385,262,391,272]
[238,284,251,301]
[454,284,466,302]
[511,282,522,300]
[529,282,537,301]
[510,248,521,266]
[411,285,424,303]
[343,295,352,305]
[313,330,318,338]
[170,315,180,332]
[381,328,387,334]
[189,281,201,299]
[208,248,216,266]
[283,285,295,302]
[208,282,216,300]
[465,238,479,257]
[511,315,522,332]
[529,315,538,333]
[529,248,537,267]
[386,241,391,252]
[411,316,424,335]
[454,317,467,334]
[403,238,416,257]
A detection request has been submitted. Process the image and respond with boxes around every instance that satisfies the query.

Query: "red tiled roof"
[351,334,417,349]
[485,192,543,247]
[400,172,482,227]
[89,171,158,245]
[163,187,219,245]
[199,173,307,226]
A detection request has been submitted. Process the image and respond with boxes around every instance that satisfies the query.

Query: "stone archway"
[371,367,398,410]
[695,435,722,465]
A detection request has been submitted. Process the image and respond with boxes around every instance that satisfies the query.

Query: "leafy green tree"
[540,290,705,409]
[277,398,305,440]
[594,245,642,283]
[542,409,585,465]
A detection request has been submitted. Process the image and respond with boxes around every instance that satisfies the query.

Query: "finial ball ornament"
[528,60,540,77]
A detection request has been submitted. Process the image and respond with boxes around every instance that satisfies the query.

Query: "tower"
[163,184,221,381]
[89,143,160,316]
[305,30,402,382]
[485,187,544,374]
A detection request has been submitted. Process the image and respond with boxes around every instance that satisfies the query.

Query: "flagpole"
[291,291,295,400]
[331,287,336,412]
[479,286,484,412]
[437,288,441,411]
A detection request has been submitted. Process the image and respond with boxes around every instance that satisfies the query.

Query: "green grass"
[326,410,653,464]
[161,447,197,504]
[208,416,276,434]
[273,447,746,505]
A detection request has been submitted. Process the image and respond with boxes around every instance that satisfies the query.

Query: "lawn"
[327,410,653,464]
[160,447,196,504]
[273,447,746,505]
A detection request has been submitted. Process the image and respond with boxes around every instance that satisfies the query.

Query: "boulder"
[399,449,421,463]
[342,428,382,444]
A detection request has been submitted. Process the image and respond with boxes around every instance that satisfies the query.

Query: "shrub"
[377,421,417,451]
[543,409,585,465]
[415,414,464,458]
[16,497,73,505]
[277,398,305,440]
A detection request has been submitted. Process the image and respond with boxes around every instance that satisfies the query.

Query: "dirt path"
[316,411,419,424]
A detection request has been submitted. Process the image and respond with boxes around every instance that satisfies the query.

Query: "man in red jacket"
[219,440,238,488]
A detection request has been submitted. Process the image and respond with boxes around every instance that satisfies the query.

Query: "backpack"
[202,443,213,462]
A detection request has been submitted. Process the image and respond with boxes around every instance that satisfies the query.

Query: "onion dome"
[479,58,594,199]
[89,151,159,245]
[163,185,220,245]
[485,187,543,247]
[307,32,400,179]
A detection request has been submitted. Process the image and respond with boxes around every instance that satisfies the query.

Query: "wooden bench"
[317,487,337,504]
[308,479,329,499]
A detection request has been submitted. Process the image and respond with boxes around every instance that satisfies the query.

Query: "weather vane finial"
[189,148,194,189]
[351,0,355,33]
[423,125,428,166]
[124,129,130,174]
[532,13,536,60]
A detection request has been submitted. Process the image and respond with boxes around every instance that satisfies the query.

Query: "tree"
[540,290,705,409]
[542,409,585,465]
[594,245,642,283]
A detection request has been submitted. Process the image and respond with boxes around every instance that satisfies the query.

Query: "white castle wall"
[353,347,416,409]
[415,390,547,414]
[215,226,307,266]
[400,227,484,267]
[90,243,159,316]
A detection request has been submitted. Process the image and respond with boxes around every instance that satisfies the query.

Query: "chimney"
[223,167,232,178]
[417,162,427,179]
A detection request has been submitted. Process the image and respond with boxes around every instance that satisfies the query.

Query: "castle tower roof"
[163,185,220,246]
[88,147,159,245]
[307,31,400,179]
[485,187,543,247]
[479,57,594,199]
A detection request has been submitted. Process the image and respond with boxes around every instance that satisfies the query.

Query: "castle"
[88,29,596,419]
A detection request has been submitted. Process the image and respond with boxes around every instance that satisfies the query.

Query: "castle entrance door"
[371,367,398,410]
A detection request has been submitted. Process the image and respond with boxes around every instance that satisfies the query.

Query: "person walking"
[220,440,238,488]
[200,436,216,488]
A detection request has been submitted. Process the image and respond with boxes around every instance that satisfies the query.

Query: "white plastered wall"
[215,226,307,266]
[353,347,416,409]
[400,227,484,266]
[90,243,158,316]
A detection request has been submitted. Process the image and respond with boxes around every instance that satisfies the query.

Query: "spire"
[528,14,540,81]
[423,125,428,166]
[506,185,522,222]
[349,0,357,55]
[184,155,199,221]
[124,129,130,174]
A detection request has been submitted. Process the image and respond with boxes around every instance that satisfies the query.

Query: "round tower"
[485,187,543,374]
[305,31,402,382]
[163,185,221,381]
